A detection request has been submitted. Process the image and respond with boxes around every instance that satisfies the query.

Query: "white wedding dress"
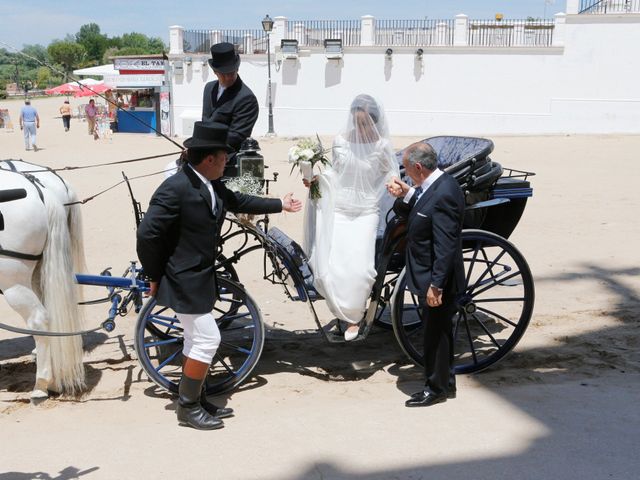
[303,133,398,324]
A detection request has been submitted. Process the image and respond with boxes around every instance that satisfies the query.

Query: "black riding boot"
[176,376,223,430]
[200,387,234,419]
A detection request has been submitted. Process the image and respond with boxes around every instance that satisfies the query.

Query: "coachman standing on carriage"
[136,122,301,430]
[202,42,259,178]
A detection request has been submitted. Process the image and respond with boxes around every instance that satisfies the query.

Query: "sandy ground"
[0,96,639,480]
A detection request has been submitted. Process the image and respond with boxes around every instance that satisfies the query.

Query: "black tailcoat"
[202,76,259,175]
[136,165,281,313]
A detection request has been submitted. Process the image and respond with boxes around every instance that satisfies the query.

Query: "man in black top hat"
[202,42,259,177]
[137,122,302,430]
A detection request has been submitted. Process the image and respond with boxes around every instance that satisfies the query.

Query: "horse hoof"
[30,389,49,402]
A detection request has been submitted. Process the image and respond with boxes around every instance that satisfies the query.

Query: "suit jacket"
[202,76,259,154]
[394,172,465,297]
[136,165,281,313]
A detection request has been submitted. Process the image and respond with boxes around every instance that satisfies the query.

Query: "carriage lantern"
[237,137,265,179]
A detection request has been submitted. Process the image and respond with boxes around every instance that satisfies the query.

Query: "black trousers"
[419,292,457,395]
[62,115,71,130]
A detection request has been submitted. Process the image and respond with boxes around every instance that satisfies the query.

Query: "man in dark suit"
[387,142,465,407]
[137,122,301,429]
[202,42,259,177]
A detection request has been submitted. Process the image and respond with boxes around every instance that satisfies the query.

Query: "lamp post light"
[262,14,275,136]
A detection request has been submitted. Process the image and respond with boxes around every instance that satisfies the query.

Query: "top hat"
[183,121,234,152]
[208,42,241,73]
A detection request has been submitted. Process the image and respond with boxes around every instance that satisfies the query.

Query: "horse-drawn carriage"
[0,135,534,399]
[134,135,535,395]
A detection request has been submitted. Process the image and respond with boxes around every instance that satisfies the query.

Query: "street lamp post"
[262,14,275,136]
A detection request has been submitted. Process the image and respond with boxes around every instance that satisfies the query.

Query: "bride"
[303,94,399,341]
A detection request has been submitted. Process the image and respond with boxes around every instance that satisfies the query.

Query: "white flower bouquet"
[225,174,264,224]
[288,135,331,199]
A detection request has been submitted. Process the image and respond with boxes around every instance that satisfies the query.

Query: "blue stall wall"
[118,110,156,133]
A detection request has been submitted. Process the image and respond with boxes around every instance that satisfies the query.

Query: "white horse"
[0,160,87,399]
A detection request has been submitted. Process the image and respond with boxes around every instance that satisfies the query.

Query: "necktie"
[414,186,423,197]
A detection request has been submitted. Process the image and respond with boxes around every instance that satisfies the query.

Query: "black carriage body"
[392,135,532,240]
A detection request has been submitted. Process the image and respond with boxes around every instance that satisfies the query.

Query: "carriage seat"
[395,136,494,170]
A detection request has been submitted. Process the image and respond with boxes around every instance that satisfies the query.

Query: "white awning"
[73,64,117,76]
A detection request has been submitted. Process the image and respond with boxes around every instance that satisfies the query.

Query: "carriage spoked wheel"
[391,229,534,374]
[134,277,265,395]
[372,270,421,331]
[215,254,240,330]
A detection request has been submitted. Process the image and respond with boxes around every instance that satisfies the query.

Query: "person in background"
[202,42,259,177]
[19,99,40,151]
[105,90,118,132]
[59,100,72,132]
[85,99,98,139]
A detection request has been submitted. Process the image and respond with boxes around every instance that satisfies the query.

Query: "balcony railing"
[375,19,454,46]
[183,29,266,54]
[286,20,362,46]
[468,19,555,47]
[175,15,561,55]
[579,0,640,13]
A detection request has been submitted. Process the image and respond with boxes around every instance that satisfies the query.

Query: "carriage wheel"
[373,270,421,331]
[215,254,240,330]
[135,277,265,395]
[142,255,239,340]
[391,229,534,374]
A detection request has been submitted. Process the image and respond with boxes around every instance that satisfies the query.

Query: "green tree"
[120,32,166,53]
[47,41,86,74]
[105,32,166,59]
[21,44,50,68]
[36,66,51,87]
[76,23,108,64]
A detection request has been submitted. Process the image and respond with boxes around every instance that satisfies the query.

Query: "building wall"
[169,14,640,137]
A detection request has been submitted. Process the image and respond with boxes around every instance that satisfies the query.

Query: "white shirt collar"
[419,168,444,195]
[188,164,216,213]
[217,84,225,101]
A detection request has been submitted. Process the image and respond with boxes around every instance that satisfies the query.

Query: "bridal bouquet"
[225,174,264,224]
[288,135,331,199]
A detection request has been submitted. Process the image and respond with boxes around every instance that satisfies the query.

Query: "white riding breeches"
[176,312,221,364]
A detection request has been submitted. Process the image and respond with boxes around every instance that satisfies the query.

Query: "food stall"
[103,55,170,135]
[115,88,157,133]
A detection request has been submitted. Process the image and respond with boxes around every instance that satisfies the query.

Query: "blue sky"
[4,0,566,49]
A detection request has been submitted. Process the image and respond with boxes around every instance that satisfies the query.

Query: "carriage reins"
[0,320,105,337]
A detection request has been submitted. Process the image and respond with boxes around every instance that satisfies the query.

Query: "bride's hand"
[302,175,318,188]
[386,176,406,197]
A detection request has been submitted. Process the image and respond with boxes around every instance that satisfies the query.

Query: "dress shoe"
[405,390,447,407]
[344,324,360,342]
[200,392,234,419]
[447,389,457,399]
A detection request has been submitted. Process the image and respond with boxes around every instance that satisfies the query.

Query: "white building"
[167,0,640,137]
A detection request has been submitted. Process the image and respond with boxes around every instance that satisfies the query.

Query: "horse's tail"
[40,190,85,394]
[67,189,87,275]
